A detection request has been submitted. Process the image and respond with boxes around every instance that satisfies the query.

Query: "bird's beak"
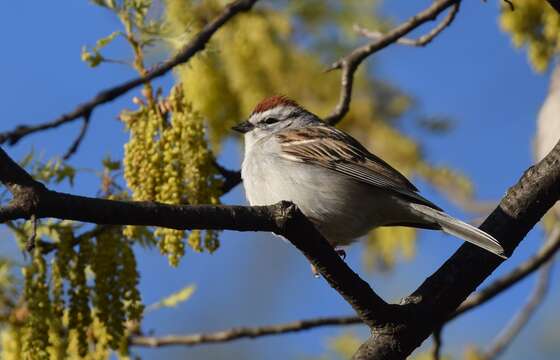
[232,120,254,134]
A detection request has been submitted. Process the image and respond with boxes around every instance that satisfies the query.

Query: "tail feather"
[410,203,507,259]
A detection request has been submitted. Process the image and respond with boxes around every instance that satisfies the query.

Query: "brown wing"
[276,125,442,210]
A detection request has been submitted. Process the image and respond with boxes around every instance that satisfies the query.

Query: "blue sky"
[0,1,558,359]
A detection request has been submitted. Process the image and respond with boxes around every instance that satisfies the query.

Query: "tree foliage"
[0,0,558,359]
[500,0,560,71]
[0,0,487,356]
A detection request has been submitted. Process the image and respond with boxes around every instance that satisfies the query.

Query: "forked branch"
[352,139,560,359]
[125,225,560,350]
[325,0,461,125]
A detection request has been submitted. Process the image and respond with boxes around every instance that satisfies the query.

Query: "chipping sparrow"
[234,96,506,259]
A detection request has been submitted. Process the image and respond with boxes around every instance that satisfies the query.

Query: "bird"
[233,95,506,259]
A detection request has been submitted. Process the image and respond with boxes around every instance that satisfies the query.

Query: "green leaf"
[146,284,196,312]
[81,31,120,68]
[102,156,121,171]
[95,31,120,50]
[31,158,76,186]
[54,164,76,186]
[81,46,103,68]
[19,150,35,168]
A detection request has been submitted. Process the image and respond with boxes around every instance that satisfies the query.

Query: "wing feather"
[276,126,441,210]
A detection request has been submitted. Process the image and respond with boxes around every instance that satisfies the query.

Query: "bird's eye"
[263,117,280,125]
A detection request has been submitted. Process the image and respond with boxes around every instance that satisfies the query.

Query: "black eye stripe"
[262,117,280,124]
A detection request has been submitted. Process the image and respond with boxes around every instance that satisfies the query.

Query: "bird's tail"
[409,203,507,259]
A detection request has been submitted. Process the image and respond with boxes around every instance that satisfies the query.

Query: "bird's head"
[232,96,320,144]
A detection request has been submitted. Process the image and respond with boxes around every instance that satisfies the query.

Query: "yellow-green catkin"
[68,239,93,357]
[92,230,125,350]
[1,326,24,360]
[47,224,75,358]
[48,260,67,359]
[500,0,560,71]
[120,240,143,324]
[89,228,143,355]
[22,248,51,360]
[167,2,292,147]
[88,316,112,360]
[123,85,222,266]
[12,225,144,359]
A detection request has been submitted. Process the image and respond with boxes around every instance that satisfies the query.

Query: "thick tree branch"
[431,226,560,357]
[129,222,560,349]
[2,139,560,359]
[324,0,461,125]
[482,260,554,360]
[0,146,389,328]
[0,146,46,218]
[3,138,560,359]
[1,0,557,357]
[131,315,362,348]
[352,139,560,359]
[4,136,560,360]
[0,0,259,146]
[2,132,560,360]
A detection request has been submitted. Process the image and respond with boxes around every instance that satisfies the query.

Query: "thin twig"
[63,112,91,160]
[484,0,514,11]
[84,235,560,352]
[0,0,259,146]
[40,225,112,255]
[131,315,362,347]
[482,260,554,360]
[324,0,461,125]
[502,0,514,11]
[451,225,560,319]
[213,160,242,194]
[354,3,460,48]
[431,326,443,360]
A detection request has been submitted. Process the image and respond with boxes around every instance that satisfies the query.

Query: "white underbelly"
[241,152,410,246]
